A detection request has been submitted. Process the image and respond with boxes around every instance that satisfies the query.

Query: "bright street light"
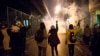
[55,5,61,14]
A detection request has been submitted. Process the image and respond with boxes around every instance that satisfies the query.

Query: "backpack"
[69,32,77,43]
[35,29,44,43]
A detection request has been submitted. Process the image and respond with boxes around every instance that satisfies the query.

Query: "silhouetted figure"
[35,22,48,56]
[10,21,31,56]
[0,23,4,56]
[65,24,80,56]
[48,21,60,56]
[90,26,100,56]
[18,21,31,56]
[83,24,91,46]
[76,21,82,40]
[10,24,20,56]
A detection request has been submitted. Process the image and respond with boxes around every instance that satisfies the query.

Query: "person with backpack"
[48,21,60,56]
[65,23,80,56]
[35,22,48,56]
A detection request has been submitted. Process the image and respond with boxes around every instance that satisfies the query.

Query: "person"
[83,24,91,46]
[35,22,48,56]
[0,23,4,56]
[65,23,80,56]
[9,23,20,56]
[75,22,83,40]
[10,21,31,56]
[0,23,12,56]
[89,26,100,56]
[48,21,60,56]
[17,21,31,56]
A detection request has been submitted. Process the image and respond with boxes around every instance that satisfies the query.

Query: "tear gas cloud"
[42,0,89,33]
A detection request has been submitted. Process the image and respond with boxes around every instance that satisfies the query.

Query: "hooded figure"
[48,21,60,56]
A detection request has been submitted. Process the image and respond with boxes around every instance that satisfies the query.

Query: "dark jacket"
[0,31,3,47]
[18,26,31,46]
[48,24,60,46]
[90,31,100,51]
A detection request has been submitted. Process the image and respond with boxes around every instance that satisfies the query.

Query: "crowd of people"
[0,20,100,56]
[35,20,100,56]
[0,21,31,56]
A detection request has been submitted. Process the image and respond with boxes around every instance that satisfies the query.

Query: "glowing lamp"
[55,5,61,14]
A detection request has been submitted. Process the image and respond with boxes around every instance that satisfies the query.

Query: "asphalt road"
[25,33,92,56]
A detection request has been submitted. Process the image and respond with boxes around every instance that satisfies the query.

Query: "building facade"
[89,0,100,27]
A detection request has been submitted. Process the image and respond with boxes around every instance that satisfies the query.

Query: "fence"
[7,6,40,36]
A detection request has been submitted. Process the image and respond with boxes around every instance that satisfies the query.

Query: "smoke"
[42,0,88,33]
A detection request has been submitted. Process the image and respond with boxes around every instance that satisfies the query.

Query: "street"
[25,33,92,56]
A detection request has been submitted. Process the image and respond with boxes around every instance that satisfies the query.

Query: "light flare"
[55,5,61,14]
[43,0,52,19]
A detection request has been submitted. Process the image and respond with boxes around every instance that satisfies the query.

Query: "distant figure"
[65,23,80,56]
[35,22,48,56]
[90,26,100,56]
[83,24,91,46]
[92,24,98,38]
[48,21,60,56]
[75,21,83,40]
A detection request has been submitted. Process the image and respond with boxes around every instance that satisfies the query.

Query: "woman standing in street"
[35,22,48,56]
[48,21,60,56]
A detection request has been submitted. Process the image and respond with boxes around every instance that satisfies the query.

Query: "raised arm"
[56,20,58,30]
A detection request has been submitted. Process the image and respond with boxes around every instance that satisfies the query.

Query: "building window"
[23,20,29,26]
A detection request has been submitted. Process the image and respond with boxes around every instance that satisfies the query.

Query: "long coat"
[48,28,60,47]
